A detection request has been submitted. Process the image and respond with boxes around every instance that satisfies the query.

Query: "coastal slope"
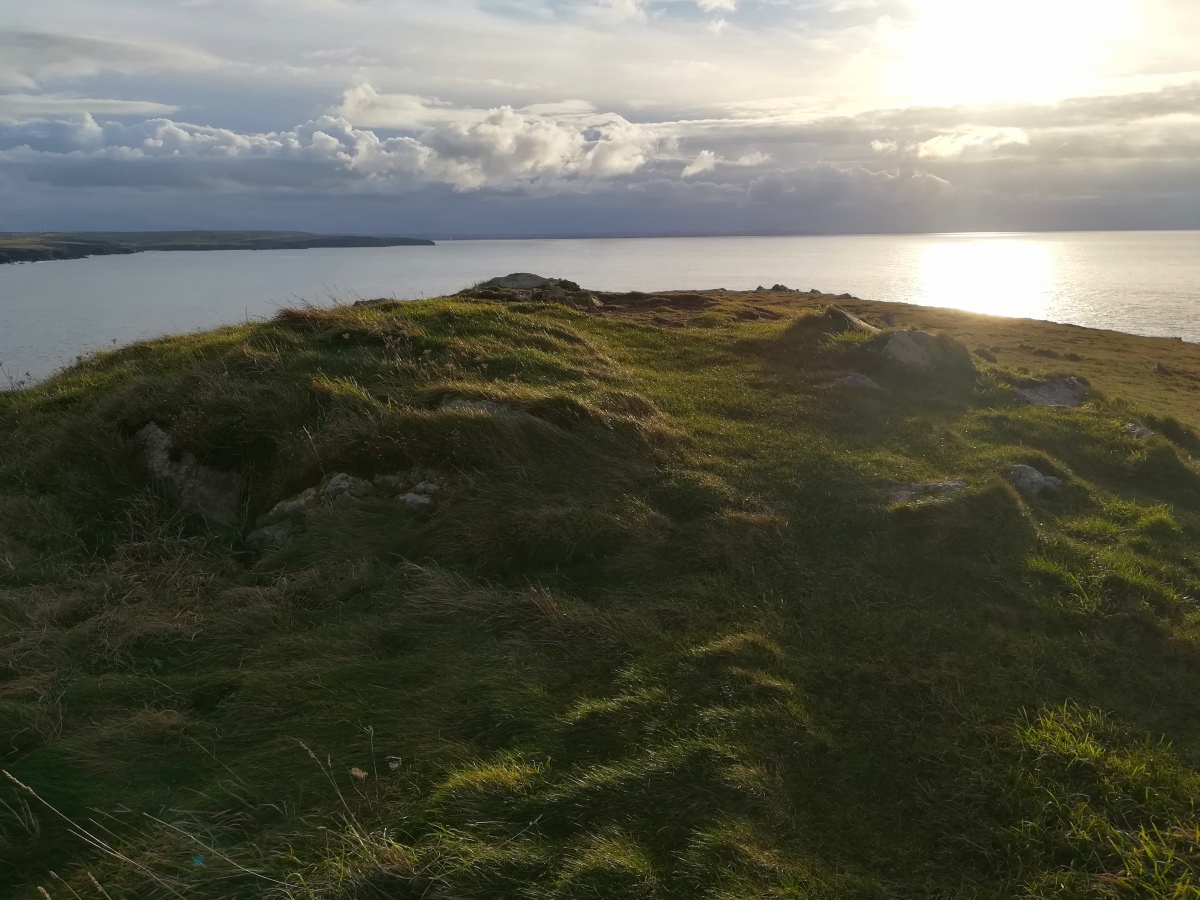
[4,285,1200,898]
[0,230,435,265]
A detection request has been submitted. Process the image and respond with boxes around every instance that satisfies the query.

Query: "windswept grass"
[5,290,1200,898]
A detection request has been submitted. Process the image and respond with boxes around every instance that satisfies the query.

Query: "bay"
[1,230,1198,386]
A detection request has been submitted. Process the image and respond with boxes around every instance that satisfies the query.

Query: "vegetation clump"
[6,287,1200,898]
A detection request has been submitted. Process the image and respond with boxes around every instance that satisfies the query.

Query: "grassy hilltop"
[6,284,1200,898]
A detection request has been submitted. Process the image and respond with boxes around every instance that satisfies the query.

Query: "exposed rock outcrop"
[1016,377,1088,407]
[884,330,961,372]
[1006,464,1063,497]
[135,423,243,527]
[247,467,442,549]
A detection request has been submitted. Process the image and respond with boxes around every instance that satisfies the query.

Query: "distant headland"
[0,230,435,265]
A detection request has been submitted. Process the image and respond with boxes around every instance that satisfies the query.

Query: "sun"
[884,0,1137,106]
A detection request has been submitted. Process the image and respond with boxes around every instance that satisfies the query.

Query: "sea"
[1,230,1198,387]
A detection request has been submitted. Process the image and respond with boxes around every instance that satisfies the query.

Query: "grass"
[5,287,1200,897]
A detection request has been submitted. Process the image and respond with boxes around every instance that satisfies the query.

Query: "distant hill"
[0,230,434,264]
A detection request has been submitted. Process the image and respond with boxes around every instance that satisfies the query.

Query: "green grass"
[5,293,1200,898]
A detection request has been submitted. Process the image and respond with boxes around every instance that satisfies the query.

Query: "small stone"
[412,481,440,496]
[888,480,966,503]
[401,492,436,512]
[1016,377,1088,407]
[1006,464,1063,497]
[1126,422,1154,439]
[835,373,881,390]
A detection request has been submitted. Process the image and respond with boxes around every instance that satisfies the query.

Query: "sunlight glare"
[886,0,1137,105]
[914,238,1054,320]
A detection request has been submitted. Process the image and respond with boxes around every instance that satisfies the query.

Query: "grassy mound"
[6,290,1200,898]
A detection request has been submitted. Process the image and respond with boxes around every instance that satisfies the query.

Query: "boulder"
[1006,464,1063,497]
[135,423,243,527]
[771,284,793,292]
[884,330,946,371]
[1016,377,1088,407]
[835,373,882,390]
[483,273,551,290]
[888,480,966,503]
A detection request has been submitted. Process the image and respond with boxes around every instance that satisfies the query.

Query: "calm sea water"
[1,231,1198,386]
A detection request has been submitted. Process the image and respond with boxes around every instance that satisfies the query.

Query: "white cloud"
[697,0,737,10]
[682,149,716,177]
[916,127,1030,158]
[0,94,179,121]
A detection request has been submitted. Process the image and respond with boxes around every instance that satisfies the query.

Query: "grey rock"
[1016,377,1088,407]
[1126,422,1154,439]
[1006,464,1063,497]
[412,480,441,496]
[246,521,294,550]
[322,472,375,503]
[483,273,551,290]
[888,480,966,503]
[263,487,318,523]
[373,473,411,493]
[400,492,436,512]
[771,284,793,292]
[883,330,943,371]
[835,373,882,390]
[135,423,243,527]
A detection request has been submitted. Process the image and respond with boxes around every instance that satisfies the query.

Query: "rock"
[373,474,411,493]
[790,306,879,337]
[587,295,604,309]
[400,492,436,512]
[835,373,882,390]
[973,347,998,363]
[1126,422,1154,439]
[771,284,792,292]
[755,285,767,292]
[135,423,243,527]
[1006,464,1063,497]
[322,473,375,504]
[1016,377,1088,407]
[884,330,951,371]
[483,273,551,290]
[889,480,966,503]
[440,396,527,419]
[411,481,440,496]
[263,487,318,523]
[246,521,293,550]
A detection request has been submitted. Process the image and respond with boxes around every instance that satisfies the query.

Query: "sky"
[1,0,1198,236]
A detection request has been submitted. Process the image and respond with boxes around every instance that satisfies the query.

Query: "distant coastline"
[0,230,435,265]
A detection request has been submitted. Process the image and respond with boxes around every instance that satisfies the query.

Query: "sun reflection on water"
[913,238,1054,320]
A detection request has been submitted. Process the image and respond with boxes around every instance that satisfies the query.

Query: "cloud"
[0,96,662,193]
[915,127,1030,159]
[682,149,716,176]
[0,31,226,86]
[0,94,179,121]
[697,0,736,10]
